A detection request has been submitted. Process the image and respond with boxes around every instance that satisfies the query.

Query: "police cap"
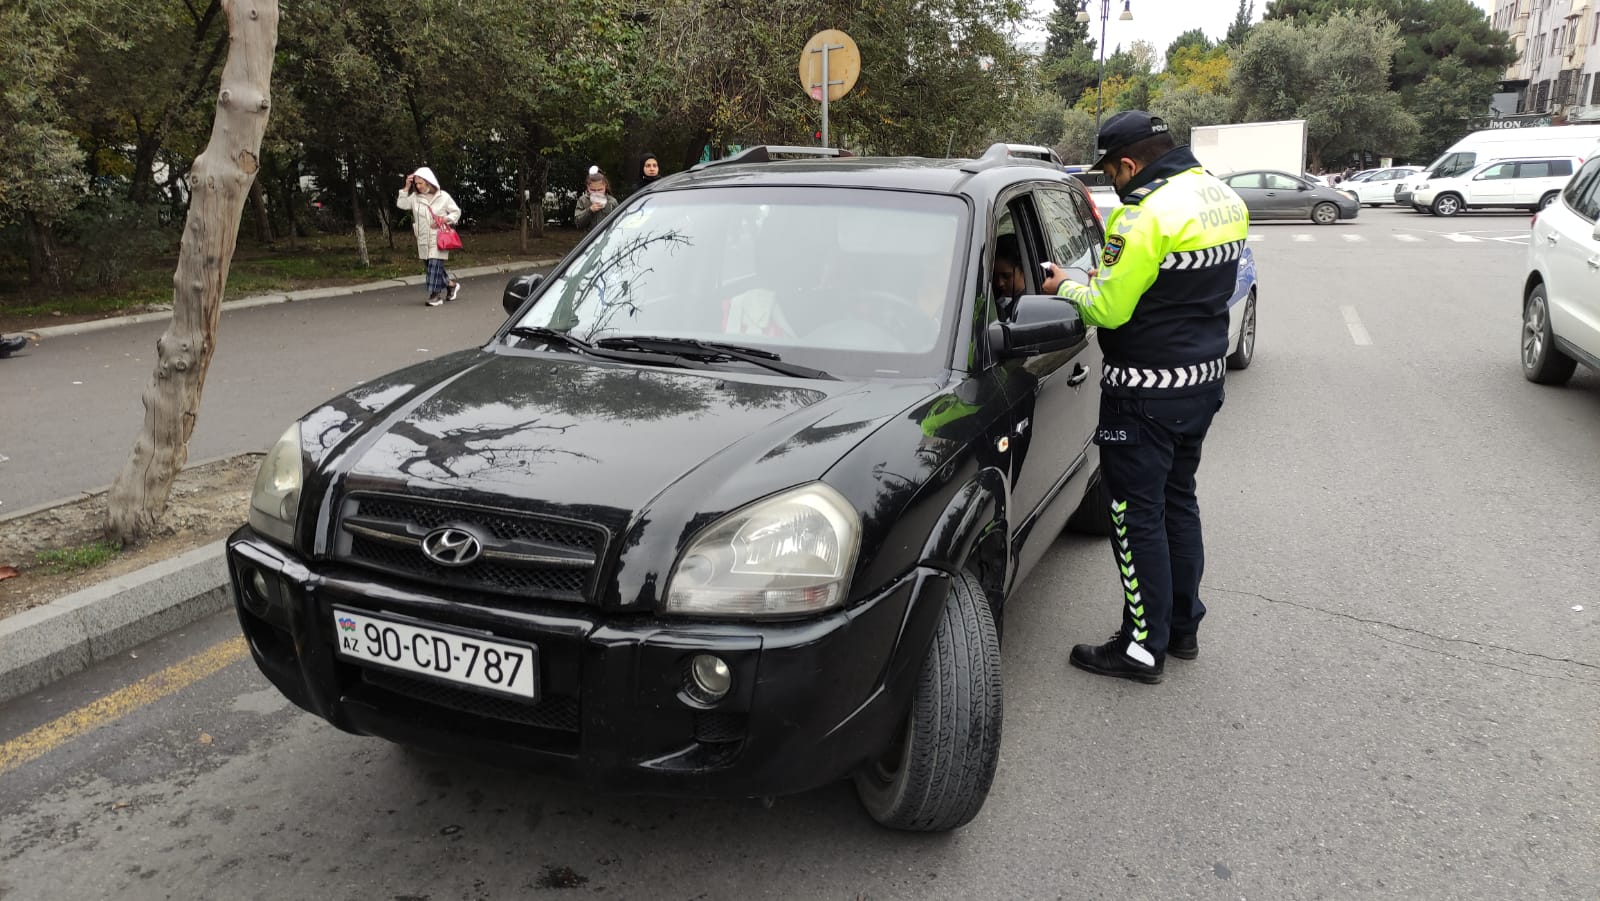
[1091,111,1171,169]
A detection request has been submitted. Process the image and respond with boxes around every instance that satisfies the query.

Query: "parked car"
[1522,154,1600,384]
[1344,166,1423,207]
[1396,124,1600,209]
[230,143,1157,833]
[1412,156,1578,216]
[1219,170,1360,224]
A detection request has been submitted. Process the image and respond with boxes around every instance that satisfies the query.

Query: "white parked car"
[1344,166,1423,206]
[1523,154,1600,384]
[1412,156,1578,217]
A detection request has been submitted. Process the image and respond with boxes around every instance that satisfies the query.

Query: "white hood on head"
[412,166,441,190]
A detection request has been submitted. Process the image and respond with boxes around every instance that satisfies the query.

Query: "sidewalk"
[0,260,559,704]
[20,259,559,339]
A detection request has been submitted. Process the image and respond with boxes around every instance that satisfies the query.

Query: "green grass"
[0,228,581,323]
[36,541,121,576]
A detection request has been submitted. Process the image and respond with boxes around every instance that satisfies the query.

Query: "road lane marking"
[1442,233,1481,243]
[1341,234,1366,242]
[1341,306,1373,346]
[1247,233,1264,242]
[1395,234,1422,242]
[0,636,247,775]
[1292,234,1314,242]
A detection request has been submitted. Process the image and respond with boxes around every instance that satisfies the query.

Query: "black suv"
[228,144,1113,832]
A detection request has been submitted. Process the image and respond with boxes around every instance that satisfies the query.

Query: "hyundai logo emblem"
[421,526,483,567]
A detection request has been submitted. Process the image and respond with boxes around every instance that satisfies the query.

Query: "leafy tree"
[1233,11,1418,167]
[1226,0,1257,47]
[1166,29,1215,68]
[1039,0,1100,104]
[1410,55,1500,159]
[1151,86,1236,144]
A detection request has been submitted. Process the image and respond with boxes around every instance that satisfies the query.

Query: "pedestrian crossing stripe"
[1395,234,1421,242]
[1292,234,1314,242]
[1443,233,1480,243]
[1341,234,1365,242]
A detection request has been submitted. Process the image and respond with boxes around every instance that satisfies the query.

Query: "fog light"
[242,568,273,618]
[687,654,732,703]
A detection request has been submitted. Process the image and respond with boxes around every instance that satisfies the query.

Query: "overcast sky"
[1020,0,1497,70]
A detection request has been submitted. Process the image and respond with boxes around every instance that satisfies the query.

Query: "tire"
[1227,289,1257,371]
[1522,283,1577,385]
[1312,202,1339,225]
[1538,191,1558,211]
[1371,202,1384,208]
[1065,468,1113,536]
[854,569,1002,832]
[1431,193,1462,217]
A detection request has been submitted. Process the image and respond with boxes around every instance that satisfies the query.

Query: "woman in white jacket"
[397,166,463,306]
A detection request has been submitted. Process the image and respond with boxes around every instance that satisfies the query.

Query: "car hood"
[298,348,934,535]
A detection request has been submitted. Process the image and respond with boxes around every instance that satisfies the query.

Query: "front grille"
[362,668,581,732]
[335,493,606,603]
[693,712,747,744]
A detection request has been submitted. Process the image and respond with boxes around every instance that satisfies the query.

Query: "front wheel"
[854,569,1002,832]
[1431,194,1462,217]
[1538,191,1559,211]
[1227,289,1257,370]
[1522,283,1576,385]
[1312,202,1339,225]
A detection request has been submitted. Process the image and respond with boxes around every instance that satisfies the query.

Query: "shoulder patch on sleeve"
[1101,234,1126,267]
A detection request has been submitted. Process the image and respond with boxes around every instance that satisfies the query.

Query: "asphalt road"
[3,207,1598,900]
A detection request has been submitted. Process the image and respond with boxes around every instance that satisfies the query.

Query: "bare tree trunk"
[350,156,369,267]
[517,156,530,254]
[372,163,393,248]
[21,212,65,293]
[249,177,273,243]
[106,0,279,545]
[530,157,548,239]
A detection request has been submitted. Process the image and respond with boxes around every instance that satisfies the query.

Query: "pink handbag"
[431,213,463,251]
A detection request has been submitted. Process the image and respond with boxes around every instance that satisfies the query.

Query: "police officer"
[1041,111,1249,684]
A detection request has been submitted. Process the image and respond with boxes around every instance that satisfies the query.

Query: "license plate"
[332,608,538,699]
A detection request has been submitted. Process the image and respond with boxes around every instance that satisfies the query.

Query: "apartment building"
[1494,0,1600,121]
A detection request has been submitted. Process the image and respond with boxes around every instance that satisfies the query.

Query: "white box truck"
[1189,120,1308,177]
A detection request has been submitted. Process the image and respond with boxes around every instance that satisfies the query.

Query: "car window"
[1262,173,1301,190]
[1563,157,1600,221]
[516,186,968,378]
[1533,159,1574,177]
[1035,188,1099,276]
[1225,173,1263,189]
[1477,163,1515,180]
[1431,152,1476,178]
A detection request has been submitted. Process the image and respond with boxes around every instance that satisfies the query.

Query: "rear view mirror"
[502,273,544,318]
[988,295,1087,359]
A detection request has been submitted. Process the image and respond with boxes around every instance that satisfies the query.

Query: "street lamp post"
[1077,0,1133,159]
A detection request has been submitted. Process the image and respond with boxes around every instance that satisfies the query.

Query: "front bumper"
[227,527,951,799]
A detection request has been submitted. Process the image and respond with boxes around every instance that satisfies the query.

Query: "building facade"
[1494,0,1600,122]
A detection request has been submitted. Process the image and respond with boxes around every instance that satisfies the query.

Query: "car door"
[1515,159,1573,207]
[1467,161,1517,207]
[1543,156,1600,358]
[1224,173,1277,220]
[992,189,1096,561]
[1035,184,1106,474]
[1262,173,1313,218]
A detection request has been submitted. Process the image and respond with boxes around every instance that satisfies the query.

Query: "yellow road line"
[0,636,248,775]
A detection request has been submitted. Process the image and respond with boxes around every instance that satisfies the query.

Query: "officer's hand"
[1041,262,1069,295]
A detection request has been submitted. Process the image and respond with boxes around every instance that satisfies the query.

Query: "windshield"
[513,186,968,379]
[1425,151,1477,179]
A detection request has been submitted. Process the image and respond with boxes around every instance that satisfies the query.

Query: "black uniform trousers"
[1094,382,1225,660]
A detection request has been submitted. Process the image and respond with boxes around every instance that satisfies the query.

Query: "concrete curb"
[0,541,231,705]
[23,258,562,340]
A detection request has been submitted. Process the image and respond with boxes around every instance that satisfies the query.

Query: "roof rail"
[689,145,847,172]
[959,142,1062,174]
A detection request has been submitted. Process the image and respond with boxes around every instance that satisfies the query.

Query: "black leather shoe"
[1069,635,1163,684]
[1168,632,1199,660]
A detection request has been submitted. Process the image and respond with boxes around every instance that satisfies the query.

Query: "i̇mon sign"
[1470,115,1555,130]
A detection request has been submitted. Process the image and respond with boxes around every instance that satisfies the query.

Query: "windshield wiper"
[594,335,837,380]
[505,326,712,370]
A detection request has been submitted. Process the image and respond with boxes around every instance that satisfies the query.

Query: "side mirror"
[988,295,1087,360]
[1297,183,1310,191]
[502,273,544,318]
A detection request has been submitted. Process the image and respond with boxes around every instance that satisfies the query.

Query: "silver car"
[1220,170,1361,224]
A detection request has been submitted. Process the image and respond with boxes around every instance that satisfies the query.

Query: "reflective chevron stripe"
[1102,357,1225,390]
[1109,498,1153,653]
[1160,239,1246,271]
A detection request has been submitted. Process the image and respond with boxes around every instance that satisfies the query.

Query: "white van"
[1395,125,1600,209]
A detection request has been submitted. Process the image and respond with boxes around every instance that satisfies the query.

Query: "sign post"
[799,30,860,148]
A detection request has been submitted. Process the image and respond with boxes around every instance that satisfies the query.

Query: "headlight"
[664,483,861,618]
[248,424,303,545]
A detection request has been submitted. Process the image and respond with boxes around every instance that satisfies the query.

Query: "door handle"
[1587,256,1600,271]
[1067,363,1089,386]
[1546,232,1560,245]
[1265,192,1277,197]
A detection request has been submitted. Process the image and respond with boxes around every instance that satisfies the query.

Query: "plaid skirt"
[425,259,452,294]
